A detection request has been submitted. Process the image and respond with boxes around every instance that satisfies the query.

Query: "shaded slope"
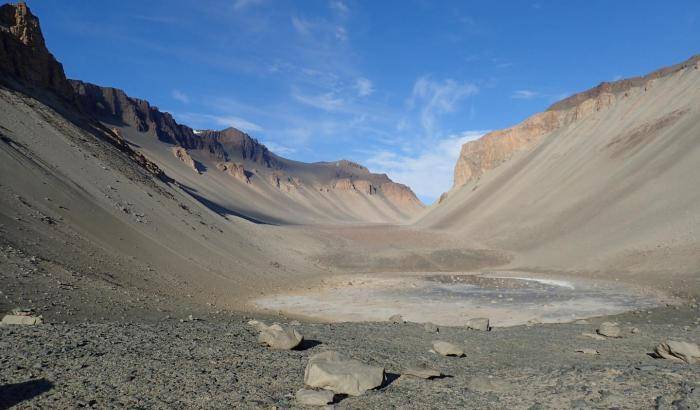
[70,80,423,224]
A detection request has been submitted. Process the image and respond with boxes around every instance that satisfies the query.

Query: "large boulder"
[303,351,384,396]
[654,340,700,364]
[597,322,621,338]
[432,340,465,357]
[257,324,303,350]
[465,318,491,331]
[295,388,334,406]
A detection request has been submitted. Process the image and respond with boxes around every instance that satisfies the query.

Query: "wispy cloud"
[133,15,178,24]
[176,113,262,133]
[409,76,478,136]
[355,77,374,97]
[291,89,345,111]
[511,89,539,99]
[263,141,296,156]
[233,0,266,11]
[330,1,349,14]
[366,130,487,203]
[335,26,348,41]
[291,16,312,35]
[171,89,190,104]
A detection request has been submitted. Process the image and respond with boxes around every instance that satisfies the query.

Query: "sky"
[28,0,700,203]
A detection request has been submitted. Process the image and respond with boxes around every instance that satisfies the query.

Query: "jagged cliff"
[0,2,73,98]
[452,54,700,189]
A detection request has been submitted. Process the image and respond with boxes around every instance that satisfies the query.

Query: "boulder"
[295,388,334,406]
[597,322,621,338]
[1,314,42,325]
[424,322,439,333]
[403,365,442,379]
[465,318,491,331]
[258,324,303,350]
[389,314,404,324]
[304,351,384,396]
[432,340,464,357]
[654,340,700,364]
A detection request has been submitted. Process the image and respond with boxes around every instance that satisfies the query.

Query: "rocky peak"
[0,2,73,98]
[334,159,369,172]
[195,128,281,169]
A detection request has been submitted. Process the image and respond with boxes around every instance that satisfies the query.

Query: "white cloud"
[366,130,487,203]
[171,89,190,104]
[292,89,344,111]
[355,77,374,97]
[511,90,539,99]
[409,76,478,136]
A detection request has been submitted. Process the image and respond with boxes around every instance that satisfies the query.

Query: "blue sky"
[28,0,700,203]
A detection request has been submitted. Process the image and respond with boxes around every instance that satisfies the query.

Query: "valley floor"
[1,243,700,409]
[1,306,699,409]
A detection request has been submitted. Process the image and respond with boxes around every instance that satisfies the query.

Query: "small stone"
[403,365,442,379]
[389,314,404,324]
[258,324,303,350]
[432,340,464,357]
[630,327,640,334]
[575,348,599,355]
[465,318,490,331]
[1,314,43,325]
[581,332,606,341]
[597,322,621,338]
[295,388,334,406]
[423,322,439,333]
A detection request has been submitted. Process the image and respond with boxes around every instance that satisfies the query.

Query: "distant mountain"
[0,2,421,224]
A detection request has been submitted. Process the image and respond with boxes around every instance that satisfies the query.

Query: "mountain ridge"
[451,53,700,191]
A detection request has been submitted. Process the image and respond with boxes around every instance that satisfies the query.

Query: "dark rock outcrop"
[0,2,73,98]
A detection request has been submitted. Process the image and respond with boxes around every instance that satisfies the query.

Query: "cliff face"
[0,2,73,98]
[68,80,423,214]
[452,54,700,189]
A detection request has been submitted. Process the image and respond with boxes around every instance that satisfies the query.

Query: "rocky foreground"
[1,306,699,409]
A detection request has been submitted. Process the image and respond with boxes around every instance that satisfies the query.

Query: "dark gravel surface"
[2,239,699,409]
[1,306,699,409]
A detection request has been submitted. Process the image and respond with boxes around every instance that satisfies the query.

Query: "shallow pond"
[254,272,663,327]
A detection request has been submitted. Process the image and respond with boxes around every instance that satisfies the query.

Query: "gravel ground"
[1,306,699,409]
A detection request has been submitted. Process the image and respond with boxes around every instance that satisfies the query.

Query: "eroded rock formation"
[216,162,250,183]
[171,147,201,174]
